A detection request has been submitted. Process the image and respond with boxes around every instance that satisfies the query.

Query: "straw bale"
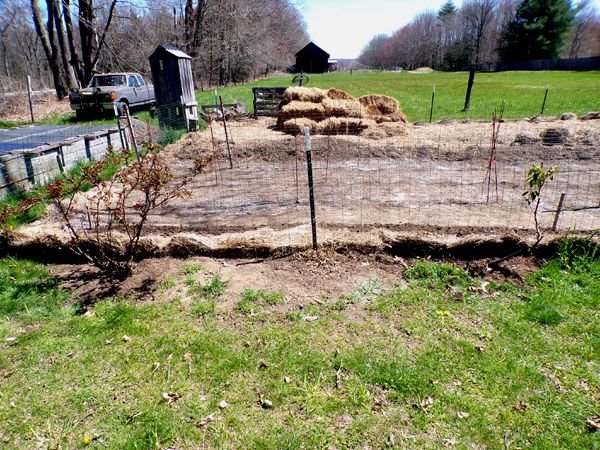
[322,98,363,118]
[282,118,319,135]
[363,122,408,139]
[361,127,388,140]
[318,117,375,135]
[278,101,326,123]
[283,87,326,103]
[325,88,355,100]
[359,95,400,116]
[373,111,407,124]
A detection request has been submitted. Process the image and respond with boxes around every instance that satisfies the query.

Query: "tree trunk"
[78,0,96,84]
[31,0,68,99]
[51,0,78,89]
[63,0,84,84]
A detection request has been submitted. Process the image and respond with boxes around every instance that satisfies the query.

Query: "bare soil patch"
[48,248,542,308]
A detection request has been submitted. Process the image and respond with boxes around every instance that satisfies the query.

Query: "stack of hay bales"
[277,87,407,137]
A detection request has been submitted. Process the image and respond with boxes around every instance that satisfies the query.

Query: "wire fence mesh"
[1,102,599,250]
[145,112,600,248]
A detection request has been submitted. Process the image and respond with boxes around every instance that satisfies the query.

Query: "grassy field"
[197,70,600,122]
[0,242,598,448]
[2,71,596,129]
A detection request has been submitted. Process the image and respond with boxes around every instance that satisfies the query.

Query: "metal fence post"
[304,126,317,250]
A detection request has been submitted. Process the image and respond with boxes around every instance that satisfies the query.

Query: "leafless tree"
[565,0,600,57]
[4,0,307,96]
[461,0,498,65]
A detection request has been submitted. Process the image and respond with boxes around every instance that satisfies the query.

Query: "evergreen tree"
[499,0,574,62]
[438,0,458,19]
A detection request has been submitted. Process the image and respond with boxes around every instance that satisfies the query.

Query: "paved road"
[0,124,116,153]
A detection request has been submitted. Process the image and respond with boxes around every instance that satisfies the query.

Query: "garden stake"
[484,101,505,203]
[219,96,233,169]
[304,127,317,250]
[552,193,566,231]
[124,104,138,154]
[207,112,221,184]
[295,133,299,203]
[429,84,435,123]
[540,86,549,116]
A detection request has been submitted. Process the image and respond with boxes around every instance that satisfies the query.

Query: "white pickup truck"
[69,72,155,118]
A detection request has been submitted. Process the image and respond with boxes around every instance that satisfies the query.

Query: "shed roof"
[295,42,330,59]
[150,44,192,60]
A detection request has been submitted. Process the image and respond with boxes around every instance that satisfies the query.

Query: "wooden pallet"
[252,87,286,117]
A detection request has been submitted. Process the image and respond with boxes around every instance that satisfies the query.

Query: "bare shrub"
[45,145,208,278]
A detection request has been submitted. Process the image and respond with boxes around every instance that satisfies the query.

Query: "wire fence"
[143,113,600,248]
[1,104,599,249]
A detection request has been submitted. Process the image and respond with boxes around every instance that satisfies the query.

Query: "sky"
[297,0,600,59]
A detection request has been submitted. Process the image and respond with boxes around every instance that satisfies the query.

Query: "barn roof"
[295,42,330,59]
[150,44,191,60]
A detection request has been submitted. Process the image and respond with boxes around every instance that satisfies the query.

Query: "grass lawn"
[197,70,600,122]
[0,243,598,448]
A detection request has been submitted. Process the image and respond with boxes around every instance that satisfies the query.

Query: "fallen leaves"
[302,315,319,322]
[419,396,434,410]
[513,400,528,412]
[162,392,182,404]
[197,414,215,428]
[457,411,470,419]
[126,412,141,424]
[260,398,273,409]
[586,415,600,432]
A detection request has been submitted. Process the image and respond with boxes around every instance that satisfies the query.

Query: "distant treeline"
[358,0,600,71]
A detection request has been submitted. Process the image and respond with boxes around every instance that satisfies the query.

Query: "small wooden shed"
[149,45,198,131]
[295,42,330,74]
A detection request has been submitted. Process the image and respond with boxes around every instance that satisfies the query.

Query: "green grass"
[186,273,228,317]
[0,247,598,448]
[235,288,284,315]
[197,70,600,121]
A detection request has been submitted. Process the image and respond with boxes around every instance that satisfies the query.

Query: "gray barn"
[149,45,198,131]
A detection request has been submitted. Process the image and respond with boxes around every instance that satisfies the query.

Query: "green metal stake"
[429,84,436,123]
[304,126,317,250]
[540,86,549,116]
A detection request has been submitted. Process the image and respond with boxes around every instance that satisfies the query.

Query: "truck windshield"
[89,75,126,87]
